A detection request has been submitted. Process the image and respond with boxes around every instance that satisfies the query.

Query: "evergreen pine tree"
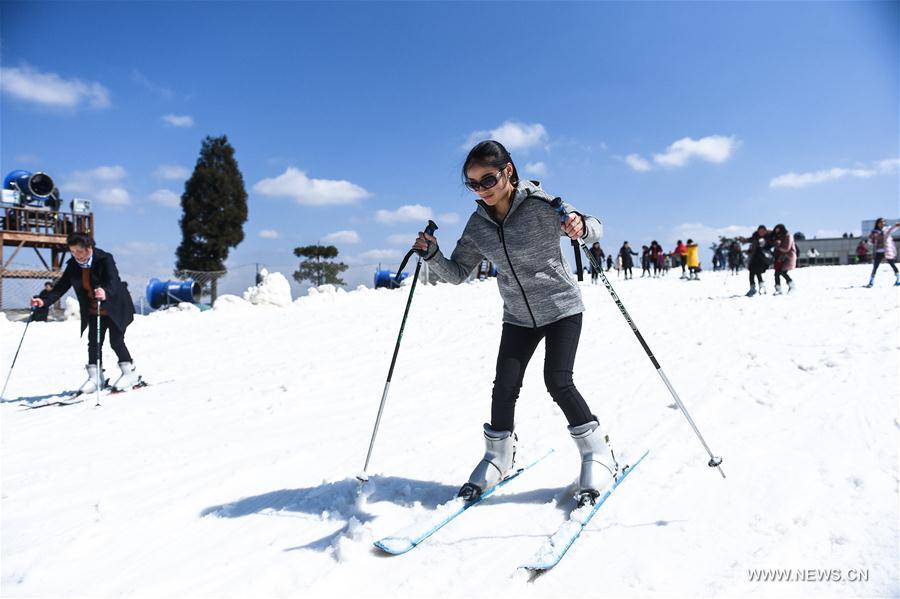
[293,244,349,287]
[175,135,248,302]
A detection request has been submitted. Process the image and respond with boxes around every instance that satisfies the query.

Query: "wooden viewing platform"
[1,206,94,308]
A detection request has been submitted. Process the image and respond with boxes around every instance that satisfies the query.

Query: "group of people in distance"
[587,239,701,283]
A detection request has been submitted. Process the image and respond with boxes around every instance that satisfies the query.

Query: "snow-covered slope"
[2,265,897,598]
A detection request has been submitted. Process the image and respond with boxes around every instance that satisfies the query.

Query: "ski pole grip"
[549,197,567,223]
[424,220,438,236]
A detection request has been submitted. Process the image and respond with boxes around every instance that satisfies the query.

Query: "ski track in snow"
[1,264,897,598]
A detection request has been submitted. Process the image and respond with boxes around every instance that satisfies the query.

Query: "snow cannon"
[145,278,201,309]
[375,270,408,289]
[3,170,59,207]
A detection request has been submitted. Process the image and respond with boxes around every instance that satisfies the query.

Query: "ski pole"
[95,299,102,407]
[358,220,438,481]
[1,308,36,401]
[552,199,725,478]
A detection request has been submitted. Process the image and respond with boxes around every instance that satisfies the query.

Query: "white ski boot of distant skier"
[759,282,767,295]
[112,361,142,391]
[568,420,619,507]
[458,424,517,502]
[78,364,106,394]
[774,284,783,295]
[788,281,796,293]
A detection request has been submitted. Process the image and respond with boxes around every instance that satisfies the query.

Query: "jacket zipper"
[498,224,538,328]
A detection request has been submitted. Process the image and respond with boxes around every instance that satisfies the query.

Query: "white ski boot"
[458,424,517,501]
[759,282,767,295]
[112,361,142,391]
[78,364,106,394]
[788,281,796,293]
[774,284,783,295]
[569,420,619,507]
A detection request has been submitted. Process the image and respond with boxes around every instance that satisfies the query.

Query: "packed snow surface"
[1,264,898,598]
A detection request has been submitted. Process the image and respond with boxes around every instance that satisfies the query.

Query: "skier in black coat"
[31,233,140,392]
[30,281,54,322]
[619,242,637,279]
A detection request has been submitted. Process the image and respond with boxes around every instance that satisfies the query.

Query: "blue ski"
[520,449,650,571]
[374,449,553,555]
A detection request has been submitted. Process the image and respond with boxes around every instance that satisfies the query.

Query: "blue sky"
[2,1,898,295]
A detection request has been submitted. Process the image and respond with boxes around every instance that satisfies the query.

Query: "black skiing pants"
[490,313,594,432]
[774,270,793,285]
[87,316,132,365]
[871,253,898,277]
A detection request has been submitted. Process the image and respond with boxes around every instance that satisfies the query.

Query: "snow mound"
[64,296,80,320]
[243,269,292,307]
[211,294,252,311]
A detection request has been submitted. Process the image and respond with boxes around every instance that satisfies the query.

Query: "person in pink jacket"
[772,224,796,294]
[867,217,900,287]
[673,240,688,279]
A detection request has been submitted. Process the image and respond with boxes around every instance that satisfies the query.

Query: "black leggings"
[87,315,133,365]
[775,271,793,285]
[490,313,594,432]
[871,253,898,276]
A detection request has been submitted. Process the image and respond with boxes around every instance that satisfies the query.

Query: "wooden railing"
[1,206,93,237]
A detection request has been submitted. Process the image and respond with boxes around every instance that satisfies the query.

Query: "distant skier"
[673,240,688,279]
[772,224,797,294]
[738,225,774,296]
[728,239,741,274]
[649,240,662,277]
[413,140,618,507]
[605,253,613,272]
[640,245,651,278]
[619,241,637,280]
[685,239,700,280]
[589,242,605,285]
[866,217,900,287]
[30,233,141,392]
[30,281,54,322]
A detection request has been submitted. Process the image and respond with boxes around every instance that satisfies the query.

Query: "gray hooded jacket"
[424,180,602,328]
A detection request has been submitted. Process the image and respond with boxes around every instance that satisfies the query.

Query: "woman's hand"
[31,297,44,308]
[562,213,584,240]
[94,288,107,301]
[413,231,437,255]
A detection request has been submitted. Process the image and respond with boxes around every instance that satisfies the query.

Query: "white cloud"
[148,189,180,208]
[387,233,416,245]
[253,167,370,206]
[323,230,361,244]
[112,241,167,256]
[154,164,190,180]
[625,154,652,172]
[375,204,433,224]
[670,222,754,248]
[437,212,460,225]
[0,65,110,109]
[344,248,404,266]
[61,165,131,206]
[524,161,547,177]
[770,158,898,189]
[259,229,280,239]
[466,121,548,151]
[162,114,194,128]
[653,135,739,168]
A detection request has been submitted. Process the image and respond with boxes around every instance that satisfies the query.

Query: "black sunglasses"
[465,169,505,192]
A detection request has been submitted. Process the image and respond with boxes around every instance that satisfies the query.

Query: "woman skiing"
[619,241,637,280]
[589,242,605,285]
[866,218,900,287]
[685,239,700,280]
[772,224,797,294]
[738,225,774,296]
[413,140,617,507]
[673,240,688,279]
[30,233,141,393]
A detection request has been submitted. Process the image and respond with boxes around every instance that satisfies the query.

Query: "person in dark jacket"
[589,242,605,284]
[619,242,637,279]
[30,281,54,322]
[414,140,617,507]
[31,233,140,392]
[738,225,774,296]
